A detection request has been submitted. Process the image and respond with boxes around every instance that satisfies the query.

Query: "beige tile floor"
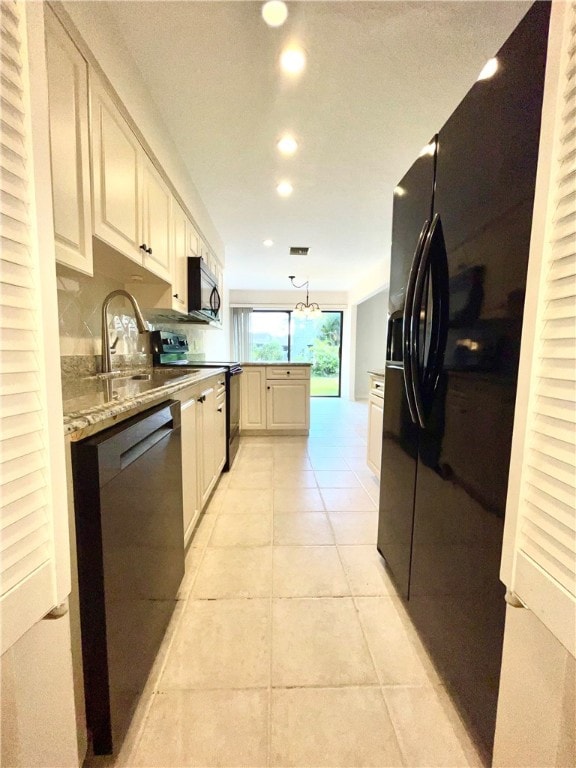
[96,398,483,768]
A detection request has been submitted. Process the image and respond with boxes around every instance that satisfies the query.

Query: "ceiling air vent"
[289,246,309,256]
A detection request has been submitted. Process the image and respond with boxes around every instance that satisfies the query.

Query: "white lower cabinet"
[215,392,226,474]
[178,375,226,545]
[367,374,385,477]
[267,380,309,430]
[241,366,310,434]
[198,386,216,508]
[180,396,199,546]
[367,394,384,477]
[240,367,267,430]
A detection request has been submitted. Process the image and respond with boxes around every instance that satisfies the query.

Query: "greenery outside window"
[248,310,343,397]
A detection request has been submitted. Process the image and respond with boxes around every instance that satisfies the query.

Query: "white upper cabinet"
[59,48,224,300]
[90,75,141,262]
[188,220,200,257]
[45,9,92,275]
[171,202,188,312]
[141,156,171,282]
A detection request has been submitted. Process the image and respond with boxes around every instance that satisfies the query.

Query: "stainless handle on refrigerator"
[410,213,448,428]
[402,219,429,425]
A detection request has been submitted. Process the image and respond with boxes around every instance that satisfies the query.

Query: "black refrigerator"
[377,2,550,761]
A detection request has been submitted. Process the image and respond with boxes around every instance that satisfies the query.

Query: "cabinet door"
[266,380,310,430]
[215,394,226,474]
[240,367,266,430]
[181,397,199,545]
[367,395,384,477]
[45,10,92,274]
[91,76,141,262]
[141,157,171,282]
[171,203,188,312]
[198,386,216,507]
[188,221,200,257]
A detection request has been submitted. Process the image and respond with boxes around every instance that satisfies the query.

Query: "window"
[248,311,289,362]
[248,310,343,397]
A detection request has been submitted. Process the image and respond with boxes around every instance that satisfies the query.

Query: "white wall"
[349,261,389,306]
[229,289,348,308]
[354,290,388,399]
[1,615,81,768]
[493,605,575,767]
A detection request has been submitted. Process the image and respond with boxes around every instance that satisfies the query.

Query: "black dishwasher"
[72,400,184,755]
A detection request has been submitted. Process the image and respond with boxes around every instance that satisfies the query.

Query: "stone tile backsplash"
[56,264,205,368]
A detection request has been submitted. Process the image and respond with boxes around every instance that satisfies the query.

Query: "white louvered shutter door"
[503,1,576,657]
[0,0,64,653]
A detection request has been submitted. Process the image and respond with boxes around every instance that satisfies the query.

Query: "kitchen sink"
[90,369,200,384]
[63,368,203,414]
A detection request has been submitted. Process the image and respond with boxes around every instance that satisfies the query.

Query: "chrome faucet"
[101,290,149,373]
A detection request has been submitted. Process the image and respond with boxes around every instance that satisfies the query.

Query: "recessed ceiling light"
[277,181,293,197]
[277,135,298,156]
[261,0,288,27]
[477,57,498,81]
[280,45,306,75]
[263,239,274,247]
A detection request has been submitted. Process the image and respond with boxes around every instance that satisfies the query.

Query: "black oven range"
[150,330,242,470]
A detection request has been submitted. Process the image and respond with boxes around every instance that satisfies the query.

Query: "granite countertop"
[63,367,225,439]
[241,362,312,367]
[368,369,386,378]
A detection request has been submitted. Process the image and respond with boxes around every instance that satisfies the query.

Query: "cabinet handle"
[217,406,223,412]
[286,371,291,375]
[173,293,179,299]
[147,247,153,255]
[219,380,225,385]
[140,243,148,251]
[267,386,271,390]
[198,395,206,404]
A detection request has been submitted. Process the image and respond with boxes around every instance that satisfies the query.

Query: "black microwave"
[187,257,221,324]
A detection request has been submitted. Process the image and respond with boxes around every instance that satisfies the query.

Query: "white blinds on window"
[506,1,576,657]
[0,0,58,653]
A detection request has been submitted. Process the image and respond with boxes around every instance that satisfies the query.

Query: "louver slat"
[512,5,576,656]
[0,0,57,653]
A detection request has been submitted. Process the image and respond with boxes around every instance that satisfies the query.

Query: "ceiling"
[104,1,531,294]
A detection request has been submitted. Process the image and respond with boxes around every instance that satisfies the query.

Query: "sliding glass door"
[248,310,343,397]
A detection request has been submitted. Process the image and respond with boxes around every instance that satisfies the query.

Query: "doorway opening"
[248,310,343,397]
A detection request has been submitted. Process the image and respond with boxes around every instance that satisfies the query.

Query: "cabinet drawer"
[266,367,309,380]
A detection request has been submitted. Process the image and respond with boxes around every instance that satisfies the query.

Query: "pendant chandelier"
[288,275,322,318]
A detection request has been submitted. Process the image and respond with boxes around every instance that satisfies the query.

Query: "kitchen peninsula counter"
[241,362,312,367]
